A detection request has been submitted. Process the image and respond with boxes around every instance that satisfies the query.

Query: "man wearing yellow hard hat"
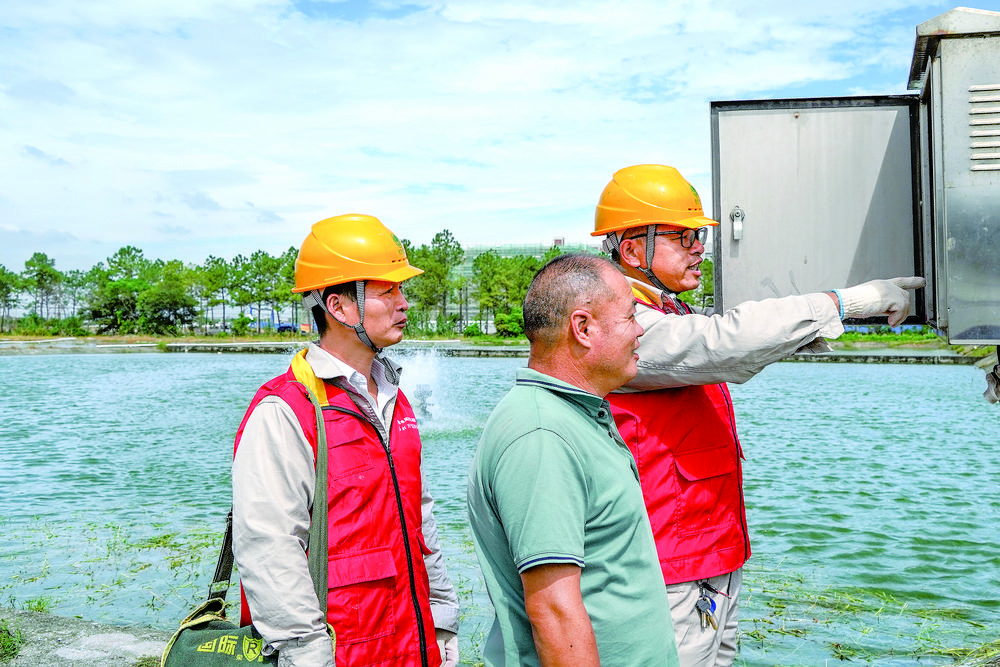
[594,165,924,666]
[232,214,460,667]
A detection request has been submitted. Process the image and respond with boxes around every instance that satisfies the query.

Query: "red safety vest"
[233,353,440,667]
[607,294,750,585]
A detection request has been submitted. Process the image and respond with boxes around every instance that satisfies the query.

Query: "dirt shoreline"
[1,607,171,666]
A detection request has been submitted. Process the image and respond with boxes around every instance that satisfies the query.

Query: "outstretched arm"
[627,291,843,389]
[626,277,925,390]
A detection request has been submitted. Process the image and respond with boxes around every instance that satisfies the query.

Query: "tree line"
[0,231,591,338]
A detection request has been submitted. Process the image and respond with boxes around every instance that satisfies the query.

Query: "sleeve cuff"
[831,289,845,319]
[272,631,335,667]
[432,603,461,634]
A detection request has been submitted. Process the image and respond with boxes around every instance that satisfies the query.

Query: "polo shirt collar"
[515,367,612,419]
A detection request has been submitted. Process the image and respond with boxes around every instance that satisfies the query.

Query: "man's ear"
[325,292,351,325]
[618,236,644,270]
[569,309,594,349]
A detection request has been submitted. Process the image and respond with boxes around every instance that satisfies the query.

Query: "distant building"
[454,239,602,279]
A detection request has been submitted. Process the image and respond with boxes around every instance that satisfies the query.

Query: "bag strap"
[208,382,330,613]
[301,383,330,609]
[207,510,235,600]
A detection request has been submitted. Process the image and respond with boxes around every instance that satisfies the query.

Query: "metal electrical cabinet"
[710,7,1000,344]
[908,7,1000,342]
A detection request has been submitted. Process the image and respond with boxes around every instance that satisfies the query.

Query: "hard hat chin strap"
[604,229,672,294]
[304,284,401,385]
[303,283,379,352]
[348,281,381,353]
[601,232,623,260]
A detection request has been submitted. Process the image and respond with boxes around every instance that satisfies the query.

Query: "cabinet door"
[710,96,921,321]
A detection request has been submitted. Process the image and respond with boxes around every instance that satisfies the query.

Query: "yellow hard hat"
[293,214,423,293]
[592,164,719,236]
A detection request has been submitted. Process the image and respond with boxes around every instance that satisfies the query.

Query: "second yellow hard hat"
[593,164,718,236]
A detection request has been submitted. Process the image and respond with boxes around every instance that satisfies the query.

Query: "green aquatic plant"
[24,597,54,613]
[129,657,160,667]
[0,618,24,662]
[738,558,989,664]
[2,515,222,628]
[955,639,1000,666]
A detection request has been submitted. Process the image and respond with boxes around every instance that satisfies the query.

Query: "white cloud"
[0,0,970,270]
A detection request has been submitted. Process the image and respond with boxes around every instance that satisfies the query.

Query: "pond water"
[0,348,997,666]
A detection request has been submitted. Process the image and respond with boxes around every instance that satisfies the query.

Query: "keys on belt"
[695,595,717,629]
[695,579,727,630]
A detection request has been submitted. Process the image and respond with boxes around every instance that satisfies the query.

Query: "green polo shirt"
[467,367,678,667]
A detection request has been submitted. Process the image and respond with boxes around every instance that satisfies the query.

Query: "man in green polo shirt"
[467,253,679,667]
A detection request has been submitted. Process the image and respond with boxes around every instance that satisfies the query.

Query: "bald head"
[523,253,619,348]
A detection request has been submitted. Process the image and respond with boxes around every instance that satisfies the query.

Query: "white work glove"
[834,277,926,327]
[985,364,1000,404]
[436,629,459,667]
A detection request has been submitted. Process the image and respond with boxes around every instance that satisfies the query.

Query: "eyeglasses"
[624,227,708,249]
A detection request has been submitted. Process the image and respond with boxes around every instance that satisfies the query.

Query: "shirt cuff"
[812,292,846,339]
[432,602,461,634]
[273,631,335,667]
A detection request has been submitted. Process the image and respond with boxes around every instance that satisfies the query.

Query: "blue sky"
[0,0,993,272]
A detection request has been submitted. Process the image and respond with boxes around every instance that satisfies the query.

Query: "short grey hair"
[523,253,618,345]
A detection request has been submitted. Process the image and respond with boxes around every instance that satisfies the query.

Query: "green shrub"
[231,315,252,337]
[0,619,24,662]
[494,310,524,338]
[13,313,48,335]
[51,316,88,336]
[436,314,461,335]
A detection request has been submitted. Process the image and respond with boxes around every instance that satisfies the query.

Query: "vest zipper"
[325,404,430,667]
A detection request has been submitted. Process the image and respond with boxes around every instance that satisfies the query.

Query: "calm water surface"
[0,349,997,666]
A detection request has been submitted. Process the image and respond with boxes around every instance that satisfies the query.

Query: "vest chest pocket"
[672,443,739,535]
[326,419,375,481]
[327,546,397,645]
[324,418,385,547]
[673,443,737,482]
